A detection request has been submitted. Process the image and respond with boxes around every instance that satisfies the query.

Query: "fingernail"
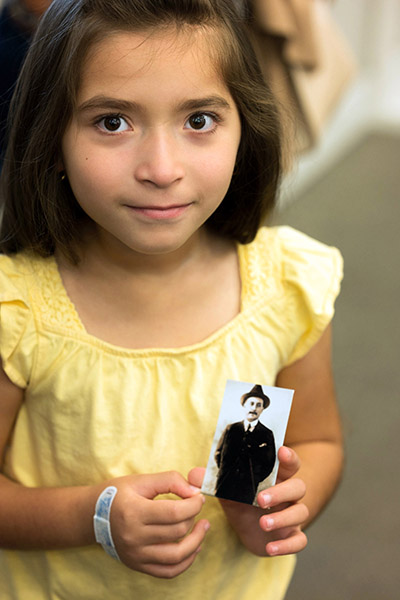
[190,485,201,493]
[204,521,210,532]
[265,517,274,530]
[268,544,279,556]
[260,494,271,509]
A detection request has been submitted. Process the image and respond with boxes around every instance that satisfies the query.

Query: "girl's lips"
[125,204,192,220]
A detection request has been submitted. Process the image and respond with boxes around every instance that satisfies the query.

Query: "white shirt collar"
[244,419,258,431]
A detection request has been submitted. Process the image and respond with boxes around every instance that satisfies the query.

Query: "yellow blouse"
[0,226,343,600]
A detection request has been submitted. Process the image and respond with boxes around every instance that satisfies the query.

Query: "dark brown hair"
[0,0,282,262]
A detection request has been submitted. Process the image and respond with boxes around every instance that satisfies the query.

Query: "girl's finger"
[258,477,306,509]
[141,519,210,565]
[140,518,195,544]
[259,502,309,532]
[138,547,201,579]
[142,493,205,525]
[187,467,206,489]
[134,470,204,501]
[266,529,308,557]
[276,446,301,482]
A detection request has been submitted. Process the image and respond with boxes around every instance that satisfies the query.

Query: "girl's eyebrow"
[77,95,232,114]
[177,96,232,112]
[77,96,139,113]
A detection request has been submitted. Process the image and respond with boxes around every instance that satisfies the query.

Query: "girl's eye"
[96,115,130,134]
[184,113,217,132]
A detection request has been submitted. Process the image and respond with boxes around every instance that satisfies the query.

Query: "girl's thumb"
[187,467,206,490]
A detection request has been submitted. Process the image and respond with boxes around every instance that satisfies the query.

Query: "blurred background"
[274,1,400,598]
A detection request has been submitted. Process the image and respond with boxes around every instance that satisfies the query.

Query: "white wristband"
[93,486,120,561]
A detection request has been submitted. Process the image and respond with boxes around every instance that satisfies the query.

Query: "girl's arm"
[0,362,209,578]
[274,323,344,527]
[0,361,97,549]
[190,324,343,556]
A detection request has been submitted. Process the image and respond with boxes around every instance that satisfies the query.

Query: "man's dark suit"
[214,420,276,504]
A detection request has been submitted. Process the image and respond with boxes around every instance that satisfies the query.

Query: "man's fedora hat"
[240,384,270,409]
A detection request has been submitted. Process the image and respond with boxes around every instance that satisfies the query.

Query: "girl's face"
[61,28,241,259]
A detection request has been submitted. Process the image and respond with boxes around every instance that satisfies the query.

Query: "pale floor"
[273,132,400,600]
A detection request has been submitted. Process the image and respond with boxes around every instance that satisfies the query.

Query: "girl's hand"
[105,471,209,579]
[257,446,309,556]
[189,450,308,557]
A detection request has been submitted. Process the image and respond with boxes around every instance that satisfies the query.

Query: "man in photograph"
[214,384,276,504]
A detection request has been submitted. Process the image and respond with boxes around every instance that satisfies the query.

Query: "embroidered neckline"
[29,254,85,333]
[23,228,277,354]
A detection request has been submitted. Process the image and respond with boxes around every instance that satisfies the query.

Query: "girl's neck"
[70,224,219,280]
[56,226,241,349]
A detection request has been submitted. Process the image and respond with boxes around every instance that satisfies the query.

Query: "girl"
[0,1,343,599]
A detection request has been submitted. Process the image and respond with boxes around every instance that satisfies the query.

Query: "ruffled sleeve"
[0,255,36,388]
[278,226,343,365]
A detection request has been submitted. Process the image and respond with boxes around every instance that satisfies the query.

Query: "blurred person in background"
[0,0,51,167]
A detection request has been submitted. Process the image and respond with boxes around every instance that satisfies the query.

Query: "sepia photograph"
[201,380,293,506]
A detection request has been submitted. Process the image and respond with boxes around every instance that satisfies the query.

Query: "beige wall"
[282,0,400,201]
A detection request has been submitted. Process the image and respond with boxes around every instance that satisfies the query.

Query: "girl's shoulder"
[0,251,43,388]
[243,226,343,365]
[242,225,343,296]
[0,250,55,299]
[248,225,342,265]
[0,248,81,331]
[3,250,83,335]
[0,251,33,299]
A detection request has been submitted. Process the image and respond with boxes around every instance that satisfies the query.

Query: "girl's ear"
[56,154,65,173]
[57,156,66,181]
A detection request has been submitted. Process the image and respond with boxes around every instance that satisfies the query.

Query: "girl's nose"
[134,130,185,188]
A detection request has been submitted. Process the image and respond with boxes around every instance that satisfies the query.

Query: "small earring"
[60,171,66,181]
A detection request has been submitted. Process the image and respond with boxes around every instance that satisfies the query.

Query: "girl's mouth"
[125,203,192,220]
